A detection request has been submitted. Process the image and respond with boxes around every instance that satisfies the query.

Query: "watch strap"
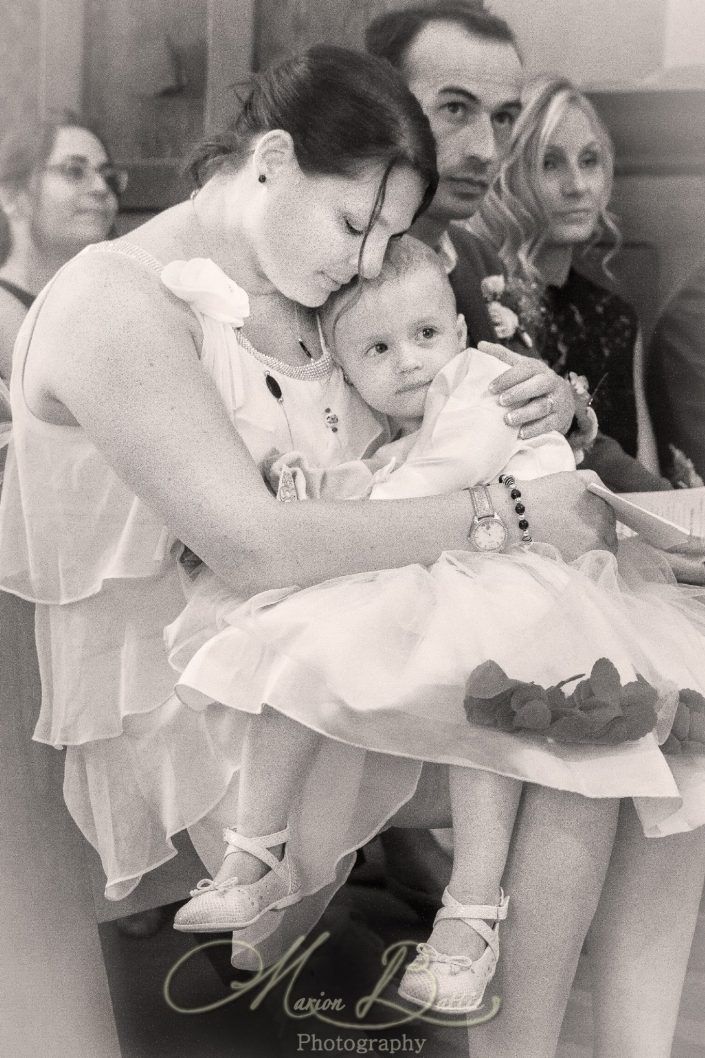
[467,485,494,521]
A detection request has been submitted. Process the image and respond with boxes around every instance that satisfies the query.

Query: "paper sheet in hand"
[587,484,705,551]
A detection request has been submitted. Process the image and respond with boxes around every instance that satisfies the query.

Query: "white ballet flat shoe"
[173,825,302,933]
[398,887,509,1014]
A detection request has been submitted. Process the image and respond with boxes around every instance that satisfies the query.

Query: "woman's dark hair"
[365,1,519,71]
[187,44,439,227]
[0,111,110,265]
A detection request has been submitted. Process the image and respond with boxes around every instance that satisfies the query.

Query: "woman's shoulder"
[41,239,197,338]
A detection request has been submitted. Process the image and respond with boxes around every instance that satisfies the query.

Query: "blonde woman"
[470,76,669,492]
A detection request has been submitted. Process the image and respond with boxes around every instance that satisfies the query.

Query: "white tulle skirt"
[162,541,705,960]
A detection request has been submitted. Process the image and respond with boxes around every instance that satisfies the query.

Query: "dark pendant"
[265,374,282,400]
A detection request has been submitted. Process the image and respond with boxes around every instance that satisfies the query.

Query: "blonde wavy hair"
[468,76,620,284]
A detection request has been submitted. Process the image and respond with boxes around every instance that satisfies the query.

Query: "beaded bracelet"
[498,473,532,544]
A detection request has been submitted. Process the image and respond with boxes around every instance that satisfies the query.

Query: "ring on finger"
[546,393,555,414]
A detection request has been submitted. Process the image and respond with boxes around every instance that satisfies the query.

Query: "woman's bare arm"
[633,330,660,474]
[0,289,27,385]
[29,256,615,595]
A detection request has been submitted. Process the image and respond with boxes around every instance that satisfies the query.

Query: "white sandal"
[173,825,302,933]
[398,887,509,1013]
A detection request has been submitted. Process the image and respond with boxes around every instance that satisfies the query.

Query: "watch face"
[470,517,508,552]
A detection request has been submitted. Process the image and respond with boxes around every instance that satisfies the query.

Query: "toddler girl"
[169,237,705,1013]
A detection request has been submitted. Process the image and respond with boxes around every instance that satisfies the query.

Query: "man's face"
[402,21,523,224]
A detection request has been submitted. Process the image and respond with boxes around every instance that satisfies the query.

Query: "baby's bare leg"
[431,767,521,958]
[467,787,619,1058]
[215,706,319,884]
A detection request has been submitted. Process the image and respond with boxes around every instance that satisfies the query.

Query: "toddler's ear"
[456,313,468,349]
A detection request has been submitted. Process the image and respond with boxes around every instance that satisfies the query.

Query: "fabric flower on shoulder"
[161,258,250,326]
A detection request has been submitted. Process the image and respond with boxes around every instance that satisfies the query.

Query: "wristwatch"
[466,486,508,552]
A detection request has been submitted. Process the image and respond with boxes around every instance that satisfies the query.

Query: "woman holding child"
[0,46,702,1058]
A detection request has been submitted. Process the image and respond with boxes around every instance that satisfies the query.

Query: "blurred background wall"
[1,0,703,331]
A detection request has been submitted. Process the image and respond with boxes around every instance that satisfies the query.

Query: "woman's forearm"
[633,331,661,474]
[196,471,616,595]
[40,262,616,597]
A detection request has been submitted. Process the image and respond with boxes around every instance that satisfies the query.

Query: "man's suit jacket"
[648,259,705,481]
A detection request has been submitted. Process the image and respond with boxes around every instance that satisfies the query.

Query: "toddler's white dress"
[168,345,705,965]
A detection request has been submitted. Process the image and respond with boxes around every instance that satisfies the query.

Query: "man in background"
[367,0,669,494]
[367,1,523,347]
[647,258,705,484]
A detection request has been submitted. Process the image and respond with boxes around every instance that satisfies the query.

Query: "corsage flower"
[662,689,705,754]
[565,370,599,463]
[161,258,250,326]
[481,273,535,348]
[481,274,506,301]
[463,657,662,746]
[487,301,521,341]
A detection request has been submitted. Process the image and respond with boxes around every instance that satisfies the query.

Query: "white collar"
[435,230,458,275]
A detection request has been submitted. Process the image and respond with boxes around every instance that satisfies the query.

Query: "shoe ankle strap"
[222,826,290,875]
[436,887,509,924]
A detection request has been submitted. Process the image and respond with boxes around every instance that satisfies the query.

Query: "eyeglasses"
[44,159,129,197]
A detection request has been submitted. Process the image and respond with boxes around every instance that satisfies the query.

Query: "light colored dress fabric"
[168,347,705,967]
[0,244,386,901]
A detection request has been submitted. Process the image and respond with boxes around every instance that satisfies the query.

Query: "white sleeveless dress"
[0,244,387,907]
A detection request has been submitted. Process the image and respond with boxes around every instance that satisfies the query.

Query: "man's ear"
[456,312,468,349]
[251,130,297,183]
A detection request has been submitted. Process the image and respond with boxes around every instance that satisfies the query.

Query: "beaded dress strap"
[83,241,164,275]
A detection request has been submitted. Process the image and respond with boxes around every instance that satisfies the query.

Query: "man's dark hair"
[365,2,519,72]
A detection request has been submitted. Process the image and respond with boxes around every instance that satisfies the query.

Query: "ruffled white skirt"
[162,541,705,961]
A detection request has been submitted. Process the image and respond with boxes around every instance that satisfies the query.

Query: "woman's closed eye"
[344,217,365,237]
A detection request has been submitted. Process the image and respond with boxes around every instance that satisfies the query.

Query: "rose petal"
[513,700,552,731]
[589,658,622,703]
[662,733,682,755]
[510,683,545,712]
[671,702,691,742]
[465,660,520,699]
[680,689,705,714]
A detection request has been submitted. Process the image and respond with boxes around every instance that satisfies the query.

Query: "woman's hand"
[479,341,575,438]
[504,470,618,559]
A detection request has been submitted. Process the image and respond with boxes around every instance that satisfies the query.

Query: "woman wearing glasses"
[0,113,159,939]
[0,113,125,386]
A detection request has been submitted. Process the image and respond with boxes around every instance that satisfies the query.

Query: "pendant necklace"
[191,191,334,446]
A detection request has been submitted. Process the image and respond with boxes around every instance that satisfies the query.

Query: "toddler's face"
[332,265,465,431]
